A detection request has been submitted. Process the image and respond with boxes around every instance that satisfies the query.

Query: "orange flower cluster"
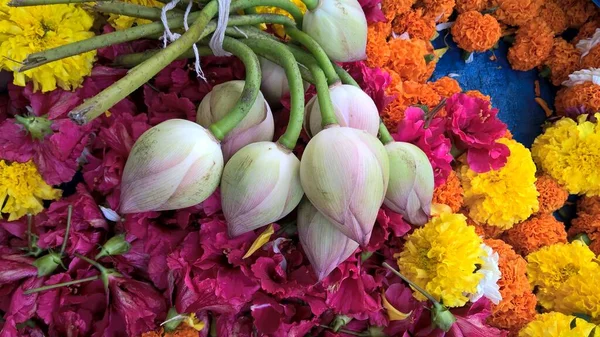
[465,212,505,238]
[366,22,392,68]
[381,0,416,21]
[538,1,567,34]
[582,45,600,69]
[433,171,464,212]
[569,197,600,254]
[455,0,488,13]
[484,239,537,333]
[382,78,442,129]
[555,82,600,116]
[560,0,597,28]
[504,214,568,256]
[387,38,436,83]
[392,8,437,40]
[465,89,491,102]
[535,174,569,214]
[451,11,502,52]
[430,76,462,98]
[507,20,554,71]
[494,0,544,26]
[573,17,600,44]
[541,38,581,86]
[422,0,456,23]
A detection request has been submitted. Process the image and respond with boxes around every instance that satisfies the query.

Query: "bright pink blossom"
[343,61,393,111]
[358,0,386,23]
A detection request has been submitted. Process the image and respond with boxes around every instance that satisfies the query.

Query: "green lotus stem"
[335,65,359,87]
[23,275,99,294]
[68,0,219,124]
[242,38,304,150]
[308,63,337,127]
[382,262,440,304]
[8,0,87,6]
[285,27,340,85]
[154,0,188,10]
[86,1,180,21]
[208,37,261,140]
[301,0,317,10]
[19,0,302,72]
[378,123,393,144]
[59,205,73,257]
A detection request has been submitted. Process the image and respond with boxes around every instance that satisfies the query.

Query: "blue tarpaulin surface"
[431,38,554,148]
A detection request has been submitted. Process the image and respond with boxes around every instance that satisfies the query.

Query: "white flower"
[469,243,502,304]
[562,68,600,87]
[576,28,600,58]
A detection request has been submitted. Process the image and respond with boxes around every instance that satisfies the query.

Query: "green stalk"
[307,63,337,127]
[301,0,318,10]
[68,1,220,125]
[58,205,73,257]
[241,38,304,150]
[285,27,340,85]
[334,64,359,87]
[8,0,87,6]
[23,276,99,294]
[208,37,261,140]
[86,1,181,21]
[378,123,393,144]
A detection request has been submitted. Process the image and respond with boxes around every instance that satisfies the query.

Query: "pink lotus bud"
[259,57,309,106]
[222,141,304,237]
[304,84,380,138]
[300,126,389,246]
[298,199,359,281]
[302,0,368,62]
[197,80,274,162]
[120,119,223,213]
[383,142,434,225]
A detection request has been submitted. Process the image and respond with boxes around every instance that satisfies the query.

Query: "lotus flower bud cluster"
[120,119,224,213]
[304,84,380,137]
[302,0,368,62]
[259,57,309,106]
[300,126,389,246]
[197,80,274,162]
[384,142,434,226]
[221,141,304,237]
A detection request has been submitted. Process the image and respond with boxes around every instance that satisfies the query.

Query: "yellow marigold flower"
[255,0,307,38]
[554,263,600,324]
[519,312,597,337]
[396,213,484,307]
[526,241,598,310]
[0,160,61,221]
[0,1,95,92]
[460,138,539,230]
[108,0,164,30]
[532,114,600,197]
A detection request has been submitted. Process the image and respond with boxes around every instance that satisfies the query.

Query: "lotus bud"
[222,141,303,237]
[259,57,309,106]
[300,126,389,246]
[383,142,434,226]
[302,0,368,62]
[95,234,131,259]
[304,84,379,137]
[298,199,359,281]
[120,119,223,213]
[197,80,274,162]
[33,252,62,277]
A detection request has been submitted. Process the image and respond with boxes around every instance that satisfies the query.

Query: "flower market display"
[0,0,600,334]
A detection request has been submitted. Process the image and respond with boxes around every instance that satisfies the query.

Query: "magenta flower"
[343,61,394,111]
[358,0,386,23]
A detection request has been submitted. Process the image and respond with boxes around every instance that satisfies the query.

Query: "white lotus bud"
[197,80,274,162]
[383,142,434,226]
[298,199,359,281]
[302,0,368,62]
[259,57,309,106]
[300,126,389,246]
[304,84,380,137]
[222,141,304,237]
[120,119,223,213]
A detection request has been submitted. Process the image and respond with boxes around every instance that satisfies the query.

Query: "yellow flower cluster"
[255,0,307,38]
[0,160,61,221]
[0,1,95,92]
[532,114,600,196]
[396,213,484,307]
[527,241,600,321]
[108,0,164,30]
[519,312,597,337]
[460,138,539,230]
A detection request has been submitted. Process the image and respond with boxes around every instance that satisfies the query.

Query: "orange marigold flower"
[507,20,553,71]
[582,45,600,69]
[451,11,502,52]
[535,174,569,214]
[366,22,392,68]
[429,76,462,99]
[465,89,491,102]
[504,214,568,255]
[494,0,543,26]
[392,8,437,40]
[541,38,581,86]
[382,80,441,129]
[465,212,505,238]
[578,196,600,214]
[484,239,536,332]
[554,82,600,116]
[589,232,600,255]
[538,1,567,34]
[432,170,464,212]
[381,0,416,21]
[422,0,456,23]
[386,38,436,83]
[568,196,600,238]
[560,0,597,28]
[455,0,488,13]
[573,18,600,44]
